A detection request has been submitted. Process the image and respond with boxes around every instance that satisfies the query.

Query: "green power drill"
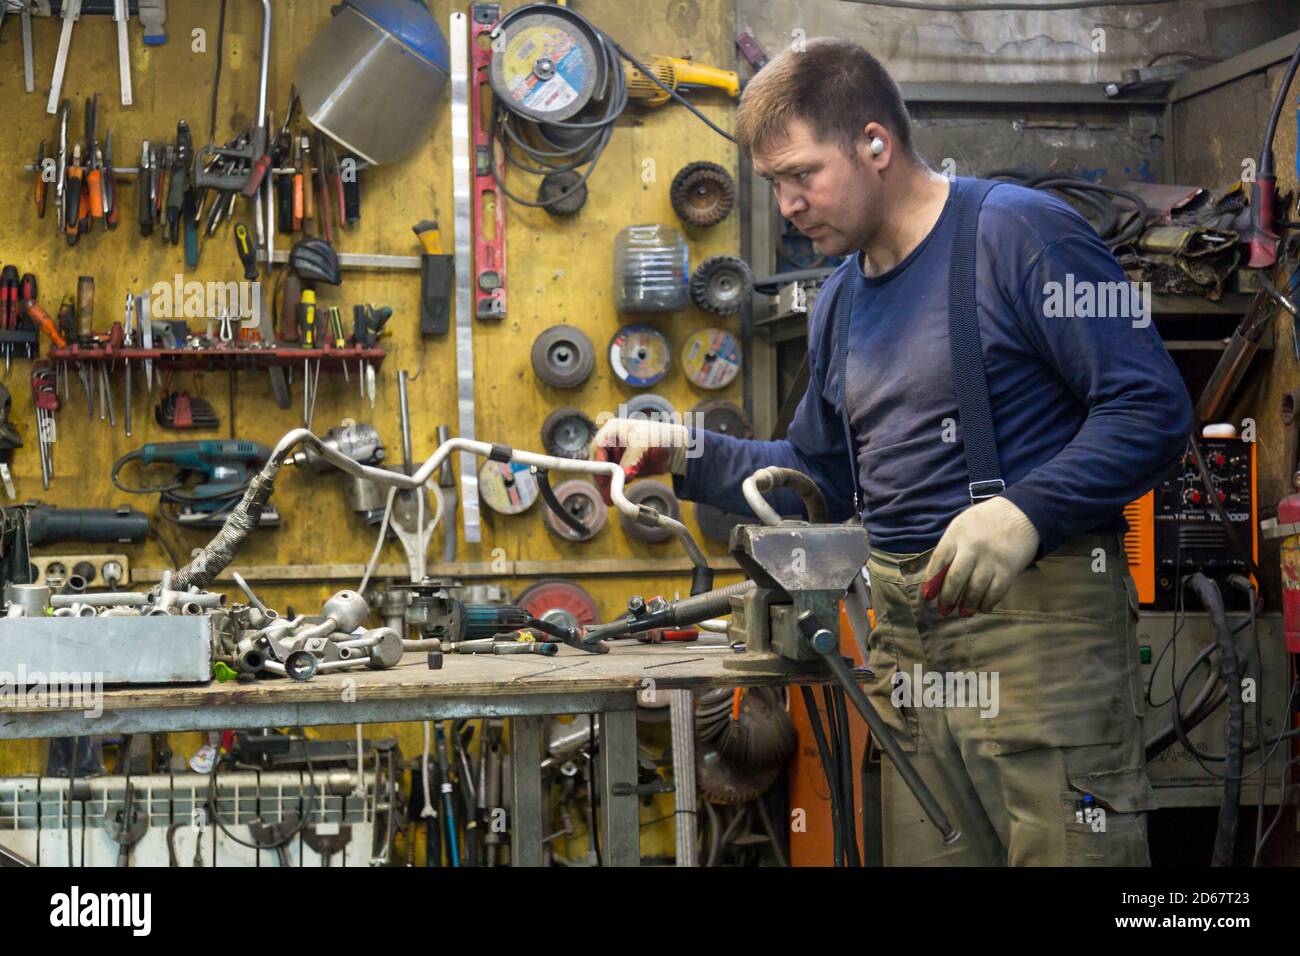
[111,439,279,527]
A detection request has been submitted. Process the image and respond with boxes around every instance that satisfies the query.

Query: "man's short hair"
[735,38,915,161]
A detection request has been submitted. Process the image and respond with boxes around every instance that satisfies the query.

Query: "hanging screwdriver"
[85,96,104,224]
[138,141,154,237]
[1,267,19,374]
[300,289,318,348]
[19,299,68,350]
[328,306,345,349]
[166,121,193,245]
[234,223,259,281]
[64,144,84,246]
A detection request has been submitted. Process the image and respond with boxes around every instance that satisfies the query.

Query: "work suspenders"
[833,178,1002,518]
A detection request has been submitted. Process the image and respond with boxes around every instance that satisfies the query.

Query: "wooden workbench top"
[5,644,798,717]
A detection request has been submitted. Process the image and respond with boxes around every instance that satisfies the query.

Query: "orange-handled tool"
[19,300,68,350]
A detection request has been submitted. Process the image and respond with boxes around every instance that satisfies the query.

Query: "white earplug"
[870,137,885,156]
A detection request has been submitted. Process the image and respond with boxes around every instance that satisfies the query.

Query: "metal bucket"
[293,0,450,166]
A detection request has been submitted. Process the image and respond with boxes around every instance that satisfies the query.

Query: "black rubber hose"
[753,467,829,524]
[800,685,844,867]
[535,468,590,537]
[832,687,861,867]
[1185,574,1243,867]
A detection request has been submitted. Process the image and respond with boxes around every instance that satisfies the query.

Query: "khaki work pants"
[863,532,1155,866]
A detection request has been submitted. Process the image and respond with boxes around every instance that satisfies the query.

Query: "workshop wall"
[0,0,743,815]
[0,0,743,616]
[738,0,1291,185]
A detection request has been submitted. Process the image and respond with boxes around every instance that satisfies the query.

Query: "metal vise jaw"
[724,521,869,673]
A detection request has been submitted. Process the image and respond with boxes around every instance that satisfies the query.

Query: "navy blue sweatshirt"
[677,177,1193,560]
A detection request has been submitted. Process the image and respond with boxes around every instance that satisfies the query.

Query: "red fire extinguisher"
[1271,492,1300,652]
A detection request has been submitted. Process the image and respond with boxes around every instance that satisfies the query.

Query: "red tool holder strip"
[49,345,386,370]
[472,4,507,320]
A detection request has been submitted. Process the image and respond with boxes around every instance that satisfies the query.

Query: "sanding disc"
[517,579,601,630]
[478,460,539,515]
[489,7,603,123]
[620,480,682,543]
[609,325,671,388]
[681,329,741,390]
[624,393,677,422]
[690,398,752,439]
[540,406,597,460]
[532,324,595,388]
[542,479,608,542]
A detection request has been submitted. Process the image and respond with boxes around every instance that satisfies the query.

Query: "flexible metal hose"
[167,430,712,593]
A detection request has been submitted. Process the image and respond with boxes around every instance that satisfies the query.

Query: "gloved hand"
[589,417,690,504]
[920,495,1040,616]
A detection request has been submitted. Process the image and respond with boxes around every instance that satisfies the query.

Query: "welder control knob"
[1185,488,1202,505]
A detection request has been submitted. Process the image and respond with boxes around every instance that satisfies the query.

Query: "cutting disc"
[478,460,539,515]
[609,325,671,388]
[532,324,595,388]
[624,393,677,422]
[489,7,603,123]
[543,479,608,542]
[620,480,681,543]
[517,579,601,630]
[540,406,596,459]
[690,398,752,438]
[681,329,741,390]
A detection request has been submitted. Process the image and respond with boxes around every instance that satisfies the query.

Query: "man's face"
[752,118,881,258]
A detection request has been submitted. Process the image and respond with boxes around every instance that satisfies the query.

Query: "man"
[592,38,1192,866]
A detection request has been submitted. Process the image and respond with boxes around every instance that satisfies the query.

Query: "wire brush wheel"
[715,687,797,770]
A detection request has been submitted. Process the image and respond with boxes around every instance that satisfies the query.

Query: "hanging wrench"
[21,2,35,94]
[114,0,133,106]
[47,0,82,115]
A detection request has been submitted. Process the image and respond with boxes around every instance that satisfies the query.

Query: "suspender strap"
[834,274,859,516]
[831,178,1001,517]
[947,179,1002,502]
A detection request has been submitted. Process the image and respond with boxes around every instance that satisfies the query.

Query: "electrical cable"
[800,684,844,867]
[488,10,734,212]
[611,43,737,144]
[205,730,319,852]
[835,686,861,866]
[821,684,856,865]
[1182,575,1242,866]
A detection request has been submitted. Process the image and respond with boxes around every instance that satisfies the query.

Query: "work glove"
[920,495,1040,616]
[589,417,690,504]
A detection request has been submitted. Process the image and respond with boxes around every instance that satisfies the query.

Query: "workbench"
[0,644,790,867]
